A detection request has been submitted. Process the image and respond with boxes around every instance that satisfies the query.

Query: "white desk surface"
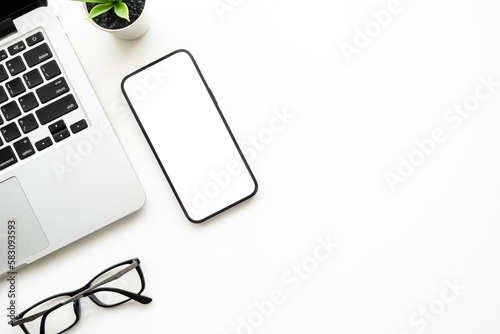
[3,0,500,333]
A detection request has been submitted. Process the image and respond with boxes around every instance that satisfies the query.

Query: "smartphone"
[121,49,258,223]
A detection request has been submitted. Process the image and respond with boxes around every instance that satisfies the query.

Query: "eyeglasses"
[9,258,152,334]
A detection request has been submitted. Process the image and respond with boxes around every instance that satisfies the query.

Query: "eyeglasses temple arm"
[89,287,153,304]
[54,260,141,308]
[10,260,141,327]
[87,260,140,292]
[10,308,48,326]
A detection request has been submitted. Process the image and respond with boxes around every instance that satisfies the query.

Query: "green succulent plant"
[72,0,130,21]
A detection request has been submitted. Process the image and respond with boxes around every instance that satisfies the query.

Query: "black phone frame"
[121,49,258,223]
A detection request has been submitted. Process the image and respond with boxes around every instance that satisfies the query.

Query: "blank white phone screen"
[122,50,257,222]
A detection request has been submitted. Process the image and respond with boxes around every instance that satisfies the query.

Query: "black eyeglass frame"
[9,258,152,334]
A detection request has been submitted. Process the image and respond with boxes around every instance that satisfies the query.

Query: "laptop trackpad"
[0,177,49,273]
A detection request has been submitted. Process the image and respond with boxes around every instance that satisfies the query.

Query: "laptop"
[0,0,145,276]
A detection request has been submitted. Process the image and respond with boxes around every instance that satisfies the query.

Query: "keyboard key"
[41,60,60,80]
[36,77,69,104]
[13,138,35,160]
[49,120,70,143]
[6,56,26,76]
[23,43,52,67]
[8,41,26,56]
[36,94,78,125]
[18,114,38,134]
[0,50,7,61]
[35,136,53,151]
[26,32,44,47]
[1,122,21,142]
[0,146,17,171]
[23,69,43,89]
[0,64,8,82]
[70,119,88,134]
[0,86,8,104]
[48,119,65,133]
[6,77,26,97]
[49,120,70,142]
[53,129,70,143]
[18,92,39,112]
[1,101,21,121]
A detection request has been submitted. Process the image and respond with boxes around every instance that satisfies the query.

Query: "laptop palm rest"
[0,177,49,273]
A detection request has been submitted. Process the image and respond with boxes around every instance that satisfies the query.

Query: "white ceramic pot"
[83,0,153,40]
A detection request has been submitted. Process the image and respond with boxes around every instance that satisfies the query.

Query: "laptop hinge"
[0,18,17,39]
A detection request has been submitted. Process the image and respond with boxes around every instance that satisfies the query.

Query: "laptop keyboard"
[0,29,88,171]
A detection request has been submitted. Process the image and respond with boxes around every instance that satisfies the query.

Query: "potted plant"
[72,0,153,40]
